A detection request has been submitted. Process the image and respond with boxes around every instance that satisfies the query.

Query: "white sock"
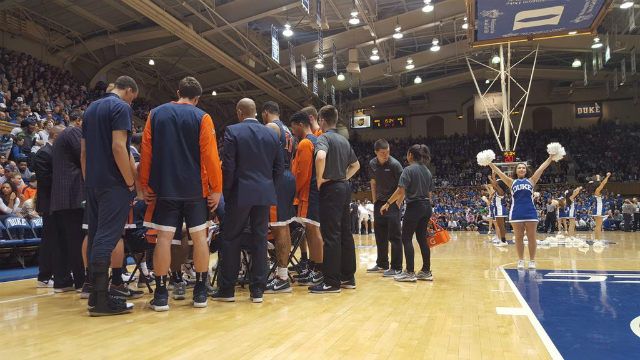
[277,267,288,280]
[140,262,149,276]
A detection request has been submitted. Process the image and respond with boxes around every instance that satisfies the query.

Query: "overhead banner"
[583,63,588,86]
[318,30,324,60]
[271,25,279,63]
[322,77,327,103]
[474,92,503,119]
[604,33,611,64]
[301,55,308,87]
[471,0,609,46]
[316,0,322,28]
[575,101,602,119]
[331,85,335,105]
[289,42,296,77]
[313,68,318,95]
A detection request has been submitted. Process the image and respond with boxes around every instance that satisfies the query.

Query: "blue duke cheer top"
[509,178,538,222]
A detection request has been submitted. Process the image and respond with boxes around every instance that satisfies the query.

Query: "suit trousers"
[50,209,85,288]
[373,201,402,270]
[37,214,54,281]
[218,204,269,294]
[319,181,356,288]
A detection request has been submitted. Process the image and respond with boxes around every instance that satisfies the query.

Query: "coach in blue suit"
[214,98,284,303]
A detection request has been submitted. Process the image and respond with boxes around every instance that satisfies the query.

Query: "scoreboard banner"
[372,115,405,129]
[469,0,611,46]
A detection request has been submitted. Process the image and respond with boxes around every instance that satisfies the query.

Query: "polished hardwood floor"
[1,231,638,360]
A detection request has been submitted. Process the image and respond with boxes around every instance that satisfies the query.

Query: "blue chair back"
[4,217,36,240]
[31,218,43,237]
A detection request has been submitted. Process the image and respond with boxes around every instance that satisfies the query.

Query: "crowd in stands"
[350,122,640,192]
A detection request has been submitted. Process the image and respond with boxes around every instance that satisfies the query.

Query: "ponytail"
[408,144,431,165]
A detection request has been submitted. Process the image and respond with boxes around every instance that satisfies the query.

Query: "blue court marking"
[504,269,640,360]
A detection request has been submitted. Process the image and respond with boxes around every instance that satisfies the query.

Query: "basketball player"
[283,111,324,290]
[81,76,138,316]
[139,77,222,311]
[488,172,509,245]
[301,106,322,136]
[488,157,555,270]
[261,102,297,287]
[589,173,612,243]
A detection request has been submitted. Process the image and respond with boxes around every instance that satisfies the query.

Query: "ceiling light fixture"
[430,38,440,52]
[422,0,434,13]
[148,59,155,66]
[349,14,360,25]
[568,31,577,35]
[315,58,325,69]
[414,76,422,84]
[337,73,346,81]
[211,90,217,96]
[405,58,415,70]
[283,23,293,37]
[370,48,380,61]
[485,79,490,84]
[572,58,582,68]
[393,26,403,39]
[621,1,634,10]
[462,17,469,30]
[491,54,501,64]
[591,36,603,49]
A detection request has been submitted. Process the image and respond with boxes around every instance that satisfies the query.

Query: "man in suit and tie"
[50,110,86,292]
[213,98,284,303]
[31,125,64,288]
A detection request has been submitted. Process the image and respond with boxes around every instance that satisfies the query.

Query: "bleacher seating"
[0,217,41,268]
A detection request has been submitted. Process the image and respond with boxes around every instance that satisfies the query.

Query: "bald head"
[236,98,256,122]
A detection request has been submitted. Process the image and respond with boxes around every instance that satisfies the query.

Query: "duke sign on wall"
[575,102,602,119]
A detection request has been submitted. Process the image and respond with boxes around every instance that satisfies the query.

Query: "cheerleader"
[488,172,509,245]
[557,187,583,237]
[481,185,495,236]
[589,173,612,242]
[488,156,555,270]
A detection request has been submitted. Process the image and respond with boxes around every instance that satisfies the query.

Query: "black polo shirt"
[82,93,132,188]
[369,156,403,202]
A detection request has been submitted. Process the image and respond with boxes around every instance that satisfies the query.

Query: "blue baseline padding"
[505,269,640,360]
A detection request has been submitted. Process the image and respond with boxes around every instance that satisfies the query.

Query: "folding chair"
[210,225,255,289]
[30,217,43,238]
[123,226,154,293]
[268,223,306,281]
[4,217,39,268]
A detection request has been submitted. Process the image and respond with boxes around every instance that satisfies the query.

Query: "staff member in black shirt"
[381,144,434,283]
[367,139,403,277]
[81,76,138,316]
[312,105,360,293]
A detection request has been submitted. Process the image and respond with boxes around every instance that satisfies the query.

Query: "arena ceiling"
[1,0,639,112]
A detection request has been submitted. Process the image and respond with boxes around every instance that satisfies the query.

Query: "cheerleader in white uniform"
[482,185,495,235]
[558,186,583,237]
[488,157,554,270]
[589,173,611,242]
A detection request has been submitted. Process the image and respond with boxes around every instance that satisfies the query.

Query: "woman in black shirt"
[381,144,434,282]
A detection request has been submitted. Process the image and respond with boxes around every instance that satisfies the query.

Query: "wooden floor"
[1,231,638,360]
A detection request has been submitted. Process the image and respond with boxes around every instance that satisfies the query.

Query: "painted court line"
[496,307,528,316]
[0,293,54,304]
[499,265,564,360]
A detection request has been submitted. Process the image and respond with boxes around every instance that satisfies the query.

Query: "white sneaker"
[494,240,507,247]
[36,279,53,288]
[394,271,417,282]
[517,260,525,270]
[528,260,536,270]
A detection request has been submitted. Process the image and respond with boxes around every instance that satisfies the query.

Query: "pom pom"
[476,149,496,166]
[547,142,566,162]
[481,196,488,203]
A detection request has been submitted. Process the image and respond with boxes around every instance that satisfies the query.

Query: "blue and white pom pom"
[476,149,496,166]
[546,142,566,162]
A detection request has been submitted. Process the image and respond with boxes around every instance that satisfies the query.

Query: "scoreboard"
[372,115,405,129]
[503,151,516,163]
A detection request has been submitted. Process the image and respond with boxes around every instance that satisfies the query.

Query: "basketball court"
[1,232,638,359]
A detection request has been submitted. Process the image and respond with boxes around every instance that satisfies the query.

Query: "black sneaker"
[250,289,263,303]
[340,278,356,289]
[211,290,235,302]
[293,268,312,280]
[308,282,341,294]
[88,296,133,316]
[109,284,144,299]
[172,281,186,300]
[366,265,386,273]
[265,277,292,294]
[80,282,93,299]
[296,271,323,286]
[288,260,308,274]
[193,283,208,308]
[149,288,169,312]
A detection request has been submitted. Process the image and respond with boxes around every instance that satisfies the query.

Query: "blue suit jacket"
[222,119,284,207]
